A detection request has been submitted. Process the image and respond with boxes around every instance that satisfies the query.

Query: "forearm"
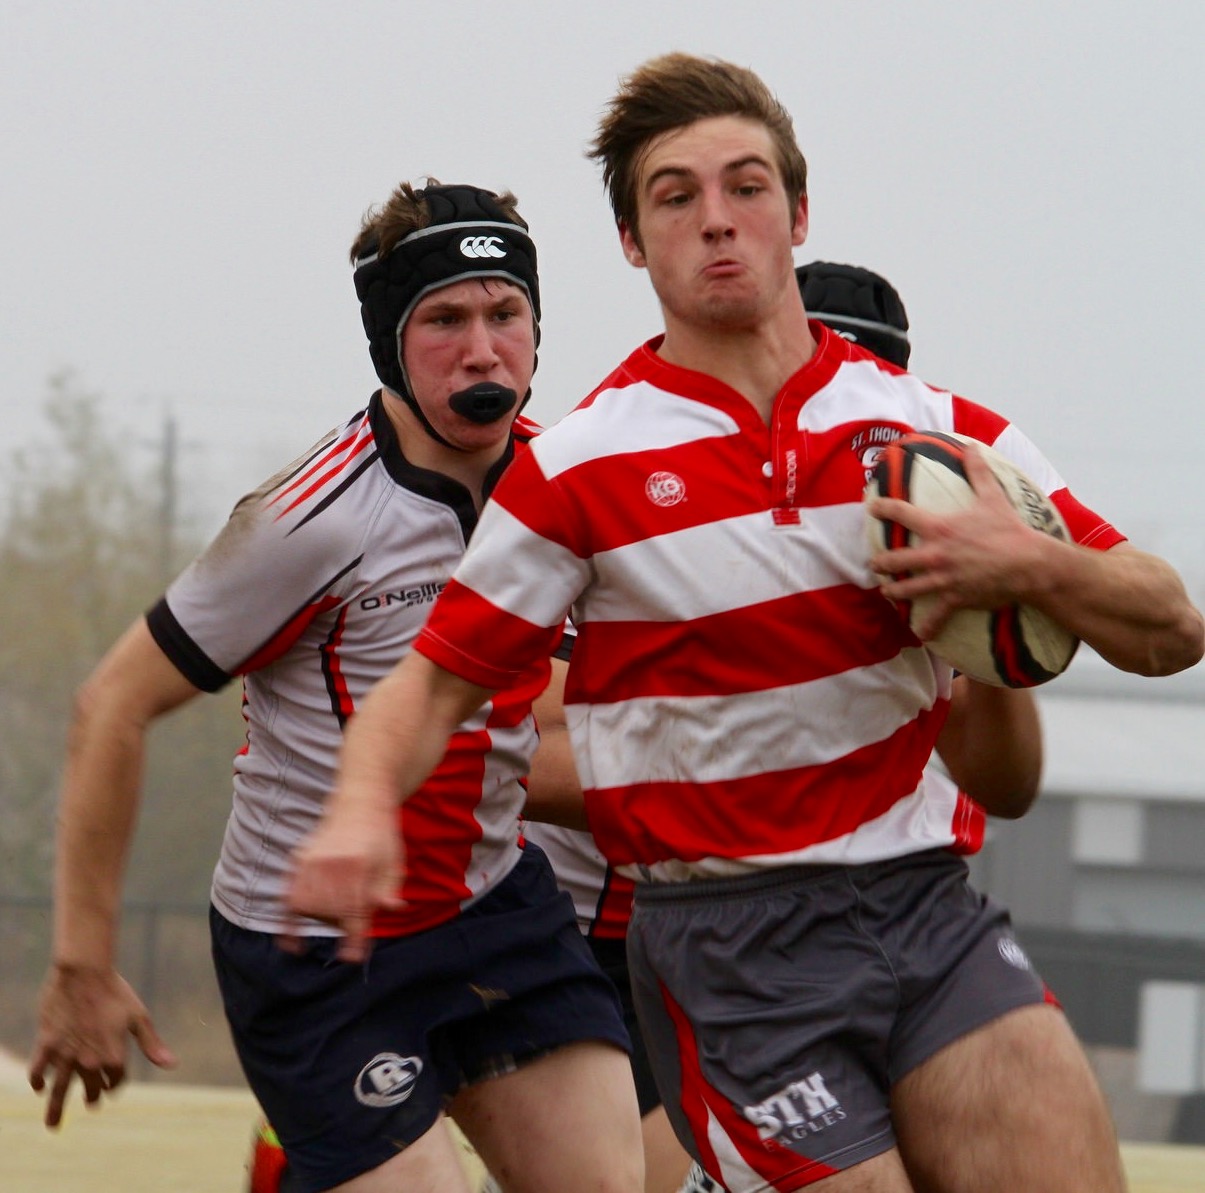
[331,651,494,818]
[936,679,1042,819]
[52,696,146,968]
[523,655,589,829]
[50,620,201,968]
[1026,541,1203,676]
[524,727,590,829]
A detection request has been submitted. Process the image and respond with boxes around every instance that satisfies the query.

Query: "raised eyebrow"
[724,155,775,177]
[643,165,694,193]
[644,155,774,193]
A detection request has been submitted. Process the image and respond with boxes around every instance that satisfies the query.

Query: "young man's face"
[621,115,807,335]
[401,278,536,451]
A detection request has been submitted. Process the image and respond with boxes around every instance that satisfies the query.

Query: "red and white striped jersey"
[417,326,1123,882]
[148,393,547,936]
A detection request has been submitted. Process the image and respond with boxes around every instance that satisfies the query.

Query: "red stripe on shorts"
[660,979,839,1191]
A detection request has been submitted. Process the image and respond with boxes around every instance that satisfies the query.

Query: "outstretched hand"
[282,801,404,964]
[867,442,1050,639]
[29,965,177,1129]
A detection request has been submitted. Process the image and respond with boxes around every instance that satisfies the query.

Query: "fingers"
[961,439,997,495]
[29,970,173,1130]
[335,914,371,964]
[131,1014,177,1071]
[276,920,304,955]
[45,1064,73,1128]
[913,596,957,641]
[867,494,934,538]
[28,1045,50,1093]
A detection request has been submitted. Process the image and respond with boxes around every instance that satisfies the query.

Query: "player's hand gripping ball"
[864,431,1079,687]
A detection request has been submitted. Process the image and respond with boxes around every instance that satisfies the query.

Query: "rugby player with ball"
[288,56,1204,1193]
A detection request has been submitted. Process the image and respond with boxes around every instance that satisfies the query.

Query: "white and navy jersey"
[417,324,1124,883]
[523,823,635,940]
[148,393,547,936]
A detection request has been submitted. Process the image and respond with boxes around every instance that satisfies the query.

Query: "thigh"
[211,909,448,1192]
[891,1004,1126,1193]
[450,1040,644,1193]
[629,873,902,1191]
[329,1116,475,1193]
[641,1105,694,1193]
[588,935,667,1118]
[809,1150,914,1192]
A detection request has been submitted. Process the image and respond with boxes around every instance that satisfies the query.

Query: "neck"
[657,304,817,424]
[380,391,509,509]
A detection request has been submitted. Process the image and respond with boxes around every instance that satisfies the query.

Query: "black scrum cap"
[796,261,910,368]
[353,184,541,402]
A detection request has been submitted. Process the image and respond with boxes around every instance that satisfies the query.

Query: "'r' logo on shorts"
[997,937,1031,971]
[354,1052,423,1108]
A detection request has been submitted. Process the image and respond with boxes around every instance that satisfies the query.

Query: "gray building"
[965,650,1205,1142]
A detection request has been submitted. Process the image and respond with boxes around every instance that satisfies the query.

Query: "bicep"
[78,619,204,728]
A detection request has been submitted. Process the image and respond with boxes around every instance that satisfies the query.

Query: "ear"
[619,220,646,269]
[790,195,809,248]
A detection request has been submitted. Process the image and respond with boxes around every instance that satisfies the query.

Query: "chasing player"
[29,180,643,1193]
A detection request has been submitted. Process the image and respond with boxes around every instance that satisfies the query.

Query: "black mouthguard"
[448,382,518,425]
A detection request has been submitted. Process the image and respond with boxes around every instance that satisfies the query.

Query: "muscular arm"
[30,619,198,1125]
[284,650,494,960]
[524,657,590,830]
[870,445,1204,677]
[936,677,1042,820]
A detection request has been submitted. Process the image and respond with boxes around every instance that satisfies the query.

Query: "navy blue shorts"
[587,935,663,1117]
[212,842,631,1193]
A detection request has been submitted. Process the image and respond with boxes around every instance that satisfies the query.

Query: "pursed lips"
[701,257,743,277]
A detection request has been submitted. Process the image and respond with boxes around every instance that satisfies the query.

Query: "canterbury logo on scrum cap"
[460,234,507,259]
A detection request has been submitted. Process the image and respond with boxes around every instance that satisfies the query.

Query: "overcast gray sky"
[2,0,1202,590]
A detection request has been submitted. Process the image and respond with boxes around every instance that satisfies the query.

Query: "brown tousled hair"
[349,177,525,263]
[588,53,808,242]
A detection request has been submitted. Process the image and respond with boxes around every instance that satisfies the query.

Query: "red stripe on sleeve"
[1050,488,1125,551]
[948,790,986,855]
[417,579,561,690]
[950,396,1010,444]
[235,595,342,674]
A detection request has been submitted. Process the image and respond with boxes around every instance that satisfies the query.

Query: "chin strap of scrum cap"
[353,184,541,447]
[796,260,910,368]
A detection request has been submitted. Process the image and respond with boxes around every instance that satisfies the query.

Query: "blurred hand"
[282,801,404,964]
[29,964,176,1129]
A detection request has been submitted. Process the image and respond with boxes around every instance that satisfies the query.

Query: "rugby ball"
[864,431,1079,688]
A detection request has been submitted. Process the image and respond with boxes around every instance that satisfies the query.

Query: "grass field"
[3,1067,1202,1192]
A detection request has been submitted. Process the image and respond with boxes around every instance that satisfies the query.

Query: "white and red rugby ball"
[864,430,1079,688]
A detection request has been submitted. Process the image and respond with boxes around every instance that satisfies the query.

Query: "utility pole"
[158,412,178,586]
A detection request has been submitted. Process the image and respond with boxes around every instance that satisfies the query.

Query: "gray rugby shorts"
[627,849,1051,1191]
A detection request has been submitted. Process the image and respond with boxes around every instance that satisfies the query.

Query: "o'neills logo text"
[361,582,446,611]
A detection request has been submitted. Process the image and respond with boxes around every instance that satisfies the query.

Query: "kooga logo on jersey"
[460,235,507,259]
